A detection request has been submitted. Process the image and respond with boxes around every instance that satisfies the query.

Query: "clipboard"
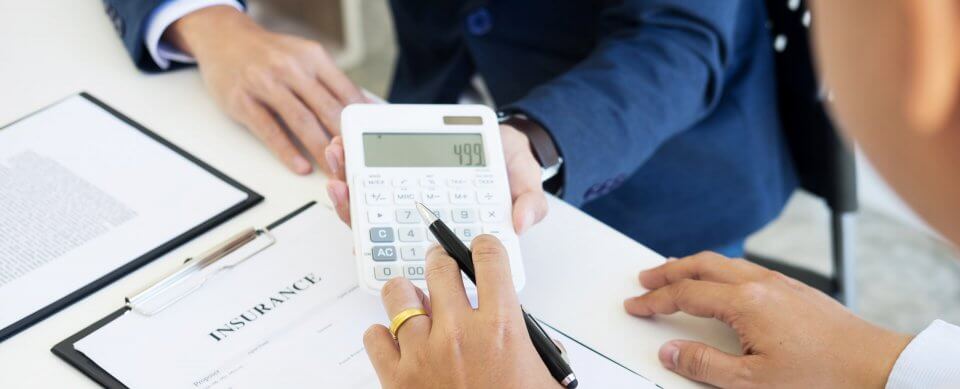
[0,92,263,342]
[52,202,318,389]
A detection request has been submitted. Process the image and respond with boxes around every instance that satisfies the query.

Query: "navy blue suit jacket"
[104,0,796,256]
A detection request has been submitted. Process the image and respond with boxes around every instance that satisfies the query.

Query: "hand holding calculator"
[341,104,526,293]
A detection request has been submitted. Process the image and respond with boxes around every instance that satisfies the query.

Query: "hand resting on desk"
[165,5,368,175]
[324,125,548,235]
[624,252,912,388]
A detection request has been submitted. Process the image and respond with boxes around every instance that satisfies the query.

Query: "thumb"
[326,180,351,226]
[659,340,747,388]
[511,190,548,235]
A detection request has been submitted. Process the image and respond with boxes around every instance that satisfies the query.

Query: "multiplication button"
[480,207,505,223]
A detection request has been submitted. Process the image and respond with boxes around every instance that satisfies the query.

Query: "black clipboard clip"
[124,228,276,316]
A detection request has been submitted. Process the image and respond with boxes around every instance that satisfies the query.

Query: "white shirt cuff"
[144,0,245,69]
[886,320,960,388]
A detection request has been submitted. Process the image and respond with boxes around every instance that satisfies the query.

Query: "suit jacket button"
[465,8,493,36]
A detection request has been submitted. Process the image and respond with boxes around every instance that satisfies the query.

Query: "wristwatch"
[498,111,564,194]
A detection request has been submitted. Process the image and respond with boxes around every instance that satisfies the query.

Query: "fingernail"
[659,342,680,370]
[326,184,339,207]
[519,209,535,234]
[325,149,339,174]
[293,156,312,174]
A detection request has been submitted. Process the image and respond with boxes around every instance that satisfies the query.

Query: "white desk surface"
[0,1,738,387]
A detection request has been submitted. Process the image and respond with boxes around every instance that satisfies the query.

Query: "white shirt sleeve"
[144,0,245,69]
[886,320,960,388]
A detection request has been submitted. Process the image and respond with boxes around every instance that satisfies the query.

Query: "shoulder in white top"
[886,320,960,388]
[144,0,244,69]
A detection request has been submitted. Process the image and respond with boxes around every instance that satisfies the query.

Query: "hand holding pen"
[361,204,574,388]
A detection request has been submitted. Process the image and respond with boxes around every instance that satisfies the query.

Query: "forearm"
[505,1,735,205]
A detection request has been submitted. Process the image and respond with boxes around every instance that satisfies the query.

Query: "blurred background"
[255,0,960,334]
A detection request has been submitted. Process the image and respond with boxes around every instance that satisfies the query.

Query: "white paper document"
[76,205,658,388]
[0,95,248,332]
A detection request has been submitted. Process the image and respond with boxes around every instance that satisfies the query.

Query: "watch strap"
[498,112,564,194]
[499,114,561,171]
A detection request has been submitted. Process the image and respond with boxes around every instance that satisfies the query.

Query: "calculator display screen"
[363,133,486,167]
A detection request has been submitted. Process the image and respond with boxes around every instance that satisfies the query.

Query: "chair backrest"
[765,0,858,213]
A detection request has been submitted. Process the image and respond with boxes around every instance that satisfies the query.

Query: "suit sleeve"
[503,0,742,206]
[102,0,173,72]
[101,0,246,72]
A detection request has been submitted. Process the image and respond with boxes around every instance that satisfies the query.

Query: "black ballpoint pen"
[416,202,578,388]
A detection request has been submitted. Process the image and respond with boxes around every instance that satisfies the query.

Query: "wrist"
[858,328,913,388]
[498,113,564,194]
[165,5,254,57]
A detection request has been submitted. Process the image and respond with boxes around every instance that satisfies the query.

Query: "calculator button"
[482,225,513,239]
[420,177,441,188]
[451,208,477,223]
[372,246,398,261]
[457,225,481,241]
[480,207,506,223]
[477,190,499,204]
[395,208,419,224]
[450,190,474,204]
[447,178,470,187]
[369,227,394,242]
[368,209,390,224]
[400,246,427,261]
[374,264,401,280]
[421,190,446,204]
[394,188,417,204]
[428,208,449,222]
[427,231,439,242]
[366,191,391,205]
[398,227,425,242]
[402,264,426,280]
[393,178,414,187]
[365,176,387,187]
[475,177,495,186]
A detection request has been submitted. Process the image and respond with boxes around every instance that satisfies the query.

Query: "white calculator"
[341,104,525,294]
